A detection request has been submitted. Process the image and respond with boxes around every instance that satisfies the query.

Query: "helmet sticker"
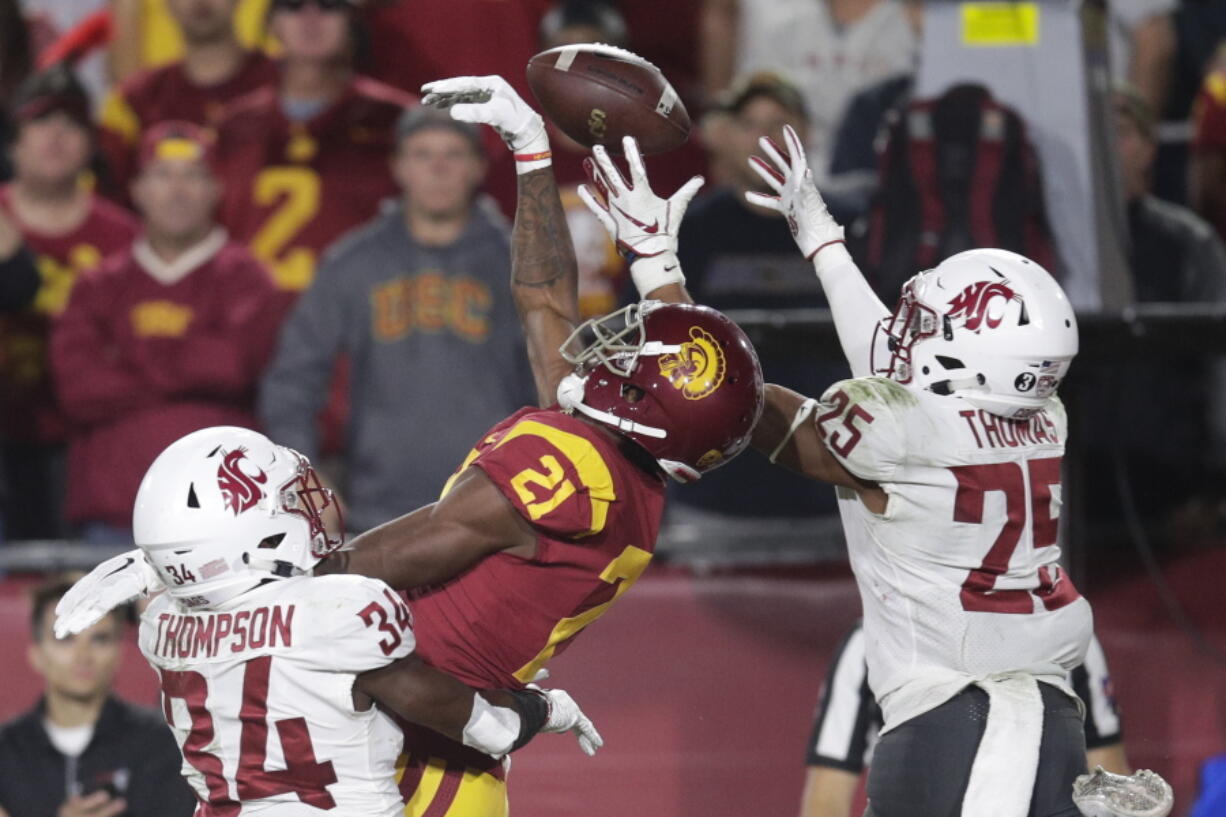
[1014,372,1037,392]
[217,449,268,515]
[946,280,1020,331]
[658,327,726,400]
[696,449,724,469]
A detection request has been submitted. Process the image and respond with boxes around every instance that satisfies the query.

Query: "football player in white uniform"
[573,127,1169,817]
[58,425,600,816]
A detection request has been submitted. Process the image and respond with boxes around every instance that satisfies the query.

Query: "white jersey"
[814,377,1093,732]
[139,575,416,816]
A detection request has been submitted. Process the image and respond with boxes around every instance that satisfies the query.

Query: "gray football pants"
[864,682,1087,817]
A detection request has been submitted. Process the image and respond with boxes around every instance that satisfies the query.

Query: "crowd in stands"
[0,0,1222,550]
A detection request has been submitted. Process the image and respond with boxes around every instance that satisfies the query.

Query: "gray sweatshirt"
[259,200,534,532]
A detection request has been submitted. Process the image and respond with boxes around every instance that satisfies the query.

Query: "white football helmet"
[871,249,1078,419]
[132,426,343,609]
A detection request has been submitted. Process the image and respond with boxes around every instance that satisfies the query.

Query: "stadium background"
[2,0,1226,814]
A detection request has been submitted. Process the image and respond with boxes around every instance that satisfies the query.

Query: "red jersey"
[50,235,281,527]
[97,52,278,199]
[1193,67,1226,240]
[214,77,415,294]
[409,407,667,690]
[0,188,138,443]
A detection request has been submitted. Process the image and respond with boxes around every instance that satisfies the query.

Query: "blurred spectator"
[21,0,111,111]
[51,122,280,544]
[537,0,630,316]
[98,0,277,200]
[1078,85,1226,560]
[860,83,1058,300]
[109,0,271,83]
[259,107,532,533]
[673,72,843,519]
[0,67,139,540]
[824,74,911,224]
[0,575,194,817]
[358,0,550,214]
[1191,44,1226,244]
[1109,0,1177,116]
[701,0,920,182]
[215,0,413,295]
[1118,84,1226,302]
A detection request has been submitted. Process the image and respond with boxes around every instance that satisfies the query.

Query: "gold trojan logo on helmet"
[658,326,727,400]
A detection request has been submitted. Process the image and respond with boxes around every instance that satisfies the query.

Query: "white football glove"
[577,135,703,298]
[421,75,549,169]
[1072,767,1174,817]
[54,548,164,638]
[744,124,846,262]
[533,686,603,757]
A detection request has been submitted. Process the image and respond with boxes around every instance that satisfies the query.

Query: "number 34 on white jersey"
[139,574,417,816]
[815,377,1093,732]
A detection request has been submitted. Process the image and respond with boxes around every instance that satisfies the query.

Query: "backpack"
[862,83,1058,299]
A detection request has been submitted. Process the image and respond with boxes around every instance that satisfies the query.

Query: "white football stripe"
[555,47,579,72]
[656,83,678,116]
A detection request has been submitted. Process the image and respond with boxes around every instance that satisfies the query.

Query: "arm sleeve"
[1074,634,1123,749]
[297,576,417,673]
[257,254,349,461]
[472,419,617,539]
[0,246,41,312]
[163,256,283,398]
[805,624,881,771]
[50,270,162,425]
[814,378,907,482]
[812,246,891,378]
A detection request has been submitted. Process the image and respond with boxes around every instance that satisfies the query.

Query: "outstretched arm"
[744,124,889,377]
[354,654,601,757]
[421,75,580,406]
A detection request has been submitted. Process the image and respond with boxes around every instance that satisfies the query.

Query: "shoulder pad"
[815,378,914,482]
[472,416,617,538]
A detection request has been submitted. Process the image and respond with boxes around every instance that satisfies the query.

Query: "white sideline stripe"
[555,48,578,72]
[815,627,868,760]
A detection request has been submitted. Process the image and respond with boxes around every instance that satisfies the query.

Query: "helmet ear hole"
[258,533,286,549]
[187,484,200,508]
[621,383,645,403]
[935,355,964,371]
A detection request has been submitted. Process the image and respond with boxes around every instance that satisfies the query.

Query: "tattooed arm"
[511,167,581,407]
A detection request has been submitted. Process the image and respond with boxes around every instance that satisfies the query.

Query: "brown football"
[526,44,691,156]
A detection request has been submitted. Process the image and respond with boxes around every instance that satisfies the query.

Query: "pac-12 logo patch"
[217,449,268,515]
[946,280,1021,332]
[659,326,726,400]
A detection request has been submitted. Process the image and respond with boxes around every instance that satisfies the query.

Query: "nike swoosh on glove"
[577,134,702,297]
[55,549,164,638]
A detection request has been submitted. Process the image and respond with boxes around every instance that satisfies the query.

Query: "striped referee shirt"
[805,622,1123,770]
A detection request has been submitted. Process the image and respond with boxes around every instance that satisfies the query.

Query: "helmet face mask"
[558,301,765,482]
[871,250,1078,419]
[134,427,344,609]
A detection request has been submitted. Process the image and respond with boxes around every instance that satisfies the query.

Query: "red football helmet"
[557,301,764,482]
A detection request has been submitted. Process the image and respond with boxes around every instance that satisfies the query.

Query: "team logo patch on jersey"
[659,327,726,400]
[946,280,1020,332]
[217,449,268,515]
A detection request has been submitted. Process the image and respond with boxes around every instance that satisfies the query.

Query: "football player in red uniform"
[56,75,765,816]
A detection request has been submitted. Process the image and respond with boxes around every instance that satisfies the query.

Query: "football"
[526,44,691,155]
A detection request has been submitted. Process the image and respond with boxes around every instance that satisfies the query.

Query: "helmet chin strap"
[557,372,667,439]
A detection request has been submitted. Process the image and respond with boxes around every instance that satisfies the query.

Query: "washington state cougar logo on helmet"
[217,449,267,515]
[658,326,726,400]
[946,279,1021,332]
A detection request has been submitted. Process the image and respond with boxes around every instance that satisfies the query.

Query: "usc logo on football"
[588,109,608,140]
[658,326,726,400]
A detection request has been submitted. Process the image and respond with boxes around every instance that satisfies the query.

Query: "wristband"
[628,251,685,299]
[508,688,550,751]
